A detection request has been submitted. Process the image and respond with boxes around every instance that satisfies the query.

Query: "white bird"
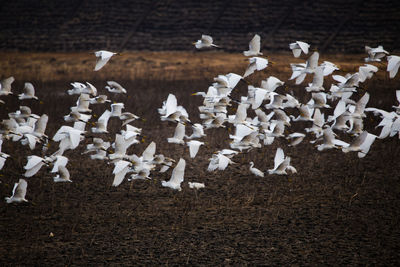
[188,182,205,189]
[0,76,15,96]
[94,50,118,71]
[18,82,38,100]
[167,122,185,144]
[358,64,378,83]
[105,81,127,94]
[244,34,262,56]
[161,158,186,191]
[112,160,131,187]
[286,132,306,146]
[194,34,219,49]
[72,93,92,113]
[268,148,297,175]
[23,155,48,177]
[120,112,140,126]
[364,45,388,62]
[50,155,69,173]
[342,131,377,158]
[387,55,400,79]
[110,103,125,117]
[213,73,242,91]
[5,179,28,203]
[186,123,206,139]
[249,161,264,177]
[260,76,284,92]
[91,110,112,133]
[244,57,269,78]
[290,104,314,122]
[316,126,349,151]
[289,41,310,58]
[186,140,204,158]
[320,61,339,76]
[305,66,324,92]
[108,134,137,160]
[309,92,330,109]
[89,94,111,104]
[53,165,72,183]
[207,152,236,171]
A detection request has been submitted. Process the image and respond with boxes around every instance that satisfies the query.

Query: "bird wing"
[358,133,377,158]
[273,148,285,170]
[58,165,70,180]
[254,57,268,71]
[15,179,27,199]
[113,160,131,174]
[112,162,130,187]
[354,93,370,115]
[187,141,203,158]
[94,51,115,71]
[34,114,48,135]
[312,108,324,127]
[24,155,44,170]
[23,82,35,96]
[307,52,319,70]
[253,88,268,109]
[244,62,257,78]
[201,34,213,45]
[142,141,156,162]
[312,66,324,87]
[0,76,14,93]
[24,134,38,150]
[24,160,45,177]
[51,155,69,173]
[248,34,261,54]
[169,158,186,185]
[291,48,302,58]
[387,56,400,72]
[226,73,242,89]
[165,94,178,117]
[297,41,310,54]
[173,123,185,140]
[350,131,369,148]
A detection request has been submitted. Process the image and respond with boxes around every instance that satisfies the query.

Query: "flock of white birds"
[1,34,400,204]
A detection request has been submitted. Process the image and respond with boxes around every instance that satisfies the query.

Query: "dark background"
[1,0,399,52]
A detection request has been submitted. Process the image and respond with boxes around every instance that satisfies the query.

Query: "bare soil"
[0,52,400,265]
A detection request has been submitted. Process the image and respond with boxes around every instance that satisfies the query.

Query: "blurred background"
[1,0,399,53]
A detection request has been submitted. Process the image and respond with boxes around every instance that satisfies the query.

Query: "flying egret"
[161,158,186,191]
[186,140,204,158]
[194,34,219,49]
[364,45,388,62]
[243,57,269,78]
[94,50,118,71]
[18,82,38,100]
[53,165,72,183]
[105,81,127,94]
[268,148,297,175]
[167,122,185,144]
[0,76,15,96]
[289,41,310,58]
[5,179,28,203]
[244,34,262,56]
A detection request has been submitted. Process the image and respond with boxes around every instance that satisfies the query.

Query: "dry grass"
[0,51,370,82]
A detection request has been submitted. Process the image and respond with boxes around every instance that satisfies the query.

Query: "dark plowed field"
[0,52,400,265]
